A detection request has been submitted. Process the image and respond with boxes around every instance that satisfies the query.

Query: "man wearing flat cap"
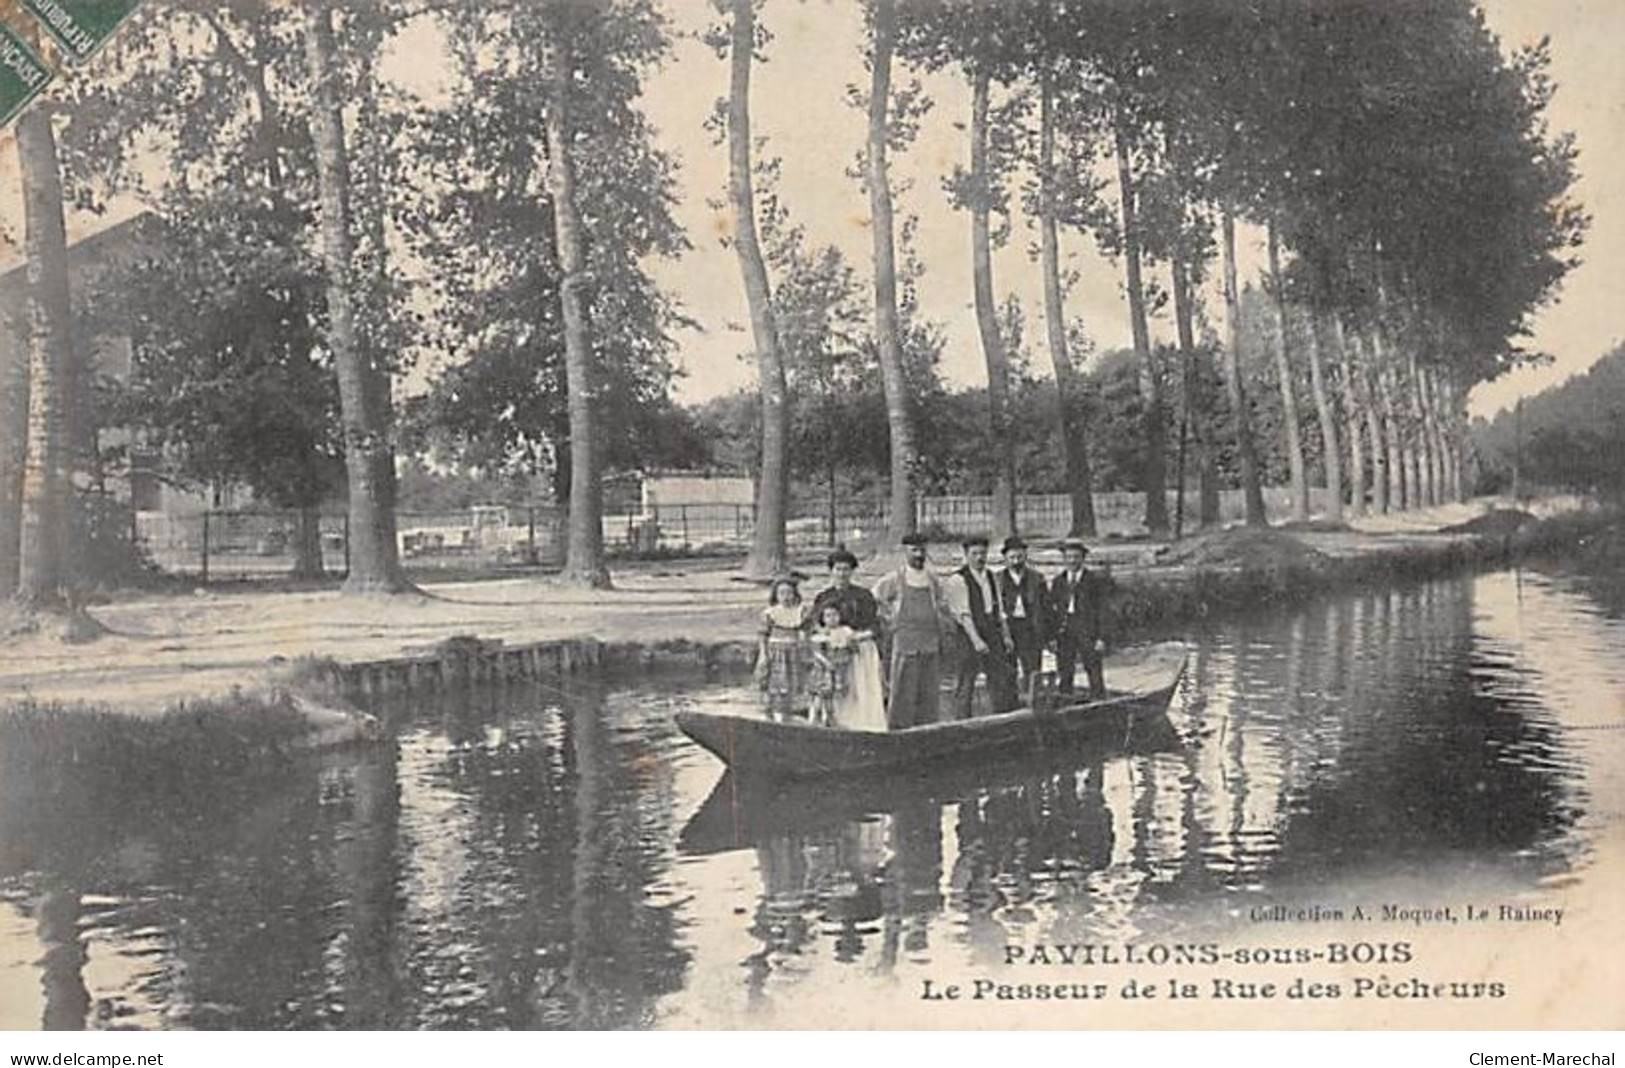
[873,532,952,728]
[1046,538,1112,699]
[945,535,1017,717]
[995,535,1047,695]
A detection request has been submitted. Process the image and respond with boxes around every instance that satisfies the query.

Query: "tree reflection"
[36,878,87,1031]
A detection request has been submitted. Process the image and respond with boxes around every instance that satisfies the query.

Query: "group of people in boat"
[755,532,1113,731]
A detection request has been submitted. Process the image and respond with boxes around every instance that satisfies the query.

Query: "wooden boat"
[675,640,1187,780]
[679,714,1181,856]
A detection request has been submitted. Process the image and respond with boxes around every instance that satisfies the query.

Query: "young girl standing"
[807,603,857,727]
[756,575,808,721]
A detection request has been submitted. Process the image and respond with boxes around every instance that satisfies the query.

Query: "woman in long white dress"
[832,630,886,731]
[809,547,888,732]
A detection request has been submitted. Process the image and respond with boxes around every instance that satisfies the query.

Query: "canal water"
[2,563,1622,1029]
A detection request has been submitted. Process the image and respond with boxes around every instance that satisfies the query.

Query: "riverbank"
[0,496,1612,749]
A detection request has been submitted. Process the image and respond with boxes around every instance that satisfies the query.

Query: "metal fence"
[133,486,1324,581]
[137,506,567,582]
[918,487,1332,538]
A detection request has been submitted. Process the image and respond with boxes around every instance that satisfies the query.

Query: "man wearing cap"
[1046,539,1112,699]
[874,532,951,728]
[995,535,1048,696]
[945,535,1017,718]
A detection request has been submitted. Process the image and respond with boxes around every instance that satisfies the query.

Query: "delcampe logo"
[21,0,143,62]
[0,19,51,127]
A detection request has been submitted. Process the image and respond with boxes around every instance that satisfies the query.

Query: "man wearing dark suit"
[1046,539,1111,699]
[947,535,1017,718]
[994,535,1047,696]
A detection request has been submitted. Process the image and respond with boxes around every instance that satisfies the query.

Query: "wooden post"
[1512,398,1523,504]
[200,512,210,584]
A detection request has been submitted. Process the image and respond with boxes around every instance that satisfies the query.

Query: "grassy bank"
[1108,508,1620,636]
[0,659,375,825]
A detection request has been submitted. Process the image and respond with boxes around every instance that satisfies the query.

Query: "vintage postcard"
[0,0,1621,1035]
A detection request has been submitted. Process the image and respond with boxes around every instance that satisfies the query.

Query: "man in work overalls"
[874,532,950,729]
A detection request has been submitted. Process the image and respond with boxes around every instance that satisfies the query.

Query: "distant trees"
[1474,343,1625,502]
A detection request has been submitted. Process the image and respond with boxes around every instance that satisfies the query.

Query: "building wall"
[642,474,754,510]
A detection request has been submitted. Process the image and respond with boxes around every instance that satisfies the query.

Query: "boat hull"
[678,715,1180,856]
[675,642,1187,780]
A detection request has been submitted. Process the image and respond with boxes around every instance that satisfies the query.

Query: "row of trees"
[0,0,1587,605]
[686,285,1362,519]
[4,0,693,599]
[713,0,1583,576]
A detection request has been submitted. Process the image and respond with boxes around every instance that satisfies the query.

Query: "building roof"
[0,210,158,291]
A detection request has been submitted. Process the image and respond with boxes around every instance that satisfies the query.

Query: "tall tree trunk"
[1220,212,1267,527]
[866,0,918,541]
[1265,223,1308,523]
[1304,309,1342,523]
[0,328,28,597]
[1112,109,1168,536]
[544,15,610,588]
[1170,254,1217,529]
[969,65,1016,543]
[1357,330,1388,514]
[1377,361,1407,511]
[726,0,789,579]
[304,0,410,593]
[244,31,327,582]
[1039,68,1095,537]
[1332,316,1367,518]
[1422,364,1447,508]
[291,505,325,579]
[13,105,75,607]
[1160,117,1217,531]
[1403,351,1428,507]
[355,33,396,576]
[1439,373,1463,501]
[1394,370,1415,509]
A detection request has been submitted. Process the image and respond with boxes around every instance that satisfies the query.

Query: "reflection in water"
[1,564,1622,1028]
[36,880,88,1031]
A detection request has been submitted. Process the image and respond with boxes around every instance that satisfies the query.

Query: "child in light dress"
[807,603,858,727]
[756,577,808,721]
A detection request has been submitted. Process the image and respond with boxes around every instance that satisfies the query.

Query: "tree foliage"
[397,0,687,501]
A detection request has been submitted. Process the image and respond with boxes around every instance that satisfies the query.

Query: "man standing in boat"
[1047,539,1112,699]
[995,535,1047,699]
[947,535,1017,718]
[874,532,951,728]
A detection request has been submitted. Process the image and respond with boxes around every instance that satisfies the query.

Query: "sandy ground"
[0,497,1543,714]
